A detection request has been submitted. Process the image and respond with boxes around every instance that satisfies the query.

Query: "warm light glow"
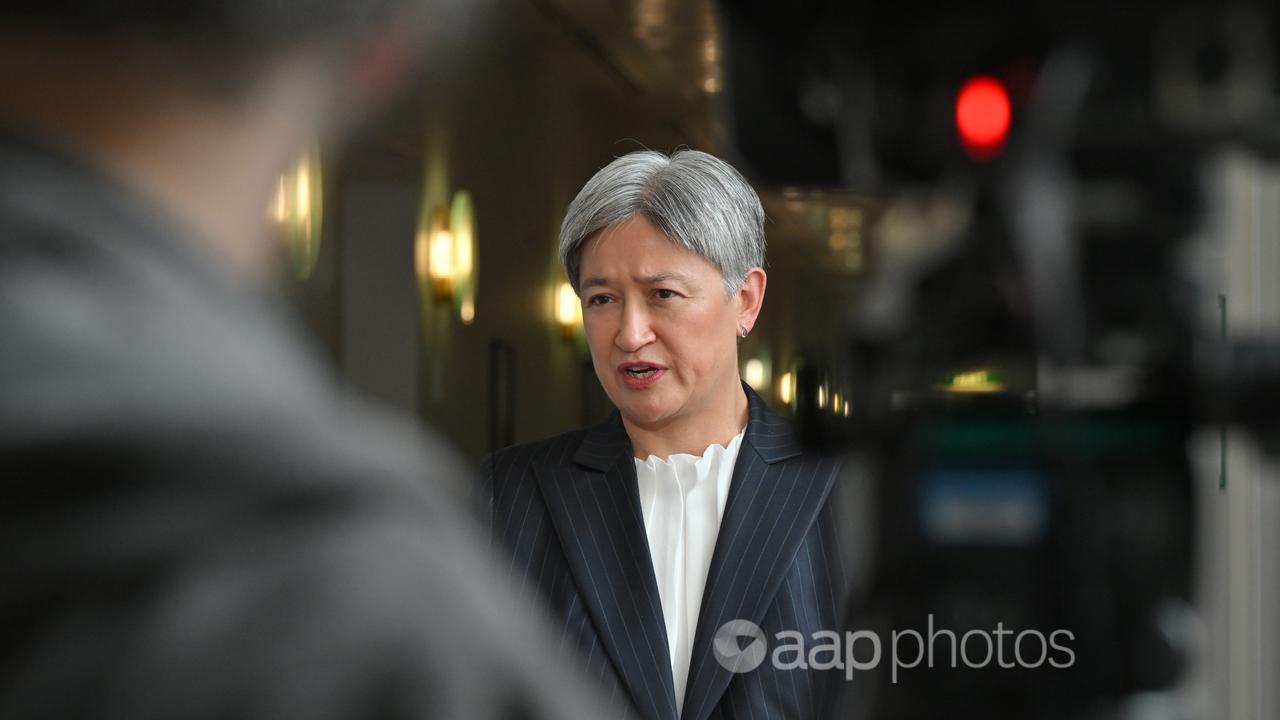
[817,385,827,409]
[556,283,579,325]
[829,206,860,230]
[269,145,323,279]
[429,228,453,281]
[421,205,454,302]
[452,192,478,323]
[555,282,582,341]
[416,190,478,317]
[414,204,450,304]
[296,160,310,219]
[455,225,473,276]
[779,371,794,405]
[832,392,842,414]
[414,228,430,282]
[743,359,766,390]
[272,176,287,223]
[937,369,1005,394]
[704,77,719,93]
[557,282,581,325]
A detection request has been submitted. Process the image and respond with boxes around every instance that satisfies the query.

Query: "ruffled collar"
[634,429,746,473]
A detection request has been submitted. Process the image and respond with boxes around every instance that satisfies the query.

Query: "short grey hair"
[559,149,766,297]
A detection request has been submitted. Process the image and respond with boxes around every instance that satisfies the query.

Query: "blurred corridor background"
[276,0,866,461]
[262,1,1278,718]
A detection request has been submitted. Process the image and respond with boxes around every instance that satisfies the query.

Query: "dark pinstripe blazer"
[481,384,850,720]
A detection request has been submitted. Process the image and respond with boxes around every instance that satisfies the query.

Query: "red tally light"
[955,75,1011,159]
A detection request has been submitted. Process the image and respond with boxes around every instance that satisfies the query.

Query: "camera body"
[718,0,1280,716]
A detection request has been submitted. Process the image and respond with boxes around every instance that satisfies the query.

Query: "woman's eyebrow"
[581,272,695,289]
[636,271,694,286]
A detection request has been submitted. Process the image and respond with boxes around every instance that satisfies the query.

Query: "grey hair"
[559,149,766,297]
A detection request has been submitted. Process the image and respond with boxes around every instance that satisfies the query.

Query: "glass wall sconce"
[269,144,323,279]
[414,190,478,324]
[412,204,453,299]
[425,206,453,301]
[450,191,477,325]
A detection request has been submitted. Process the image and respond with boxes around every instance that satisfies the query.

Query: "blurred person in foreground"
[0,3,604,719]
[482,150,849,720]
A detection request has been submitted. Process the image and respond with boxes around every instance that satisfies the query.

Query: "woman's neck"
[624,381,750,461]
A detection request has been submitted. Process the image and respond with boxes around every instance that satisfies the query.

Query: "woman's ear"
[735,268,767,334]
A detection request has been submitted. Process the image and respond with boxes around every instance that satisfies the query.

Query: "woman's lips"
[618,364,666,389]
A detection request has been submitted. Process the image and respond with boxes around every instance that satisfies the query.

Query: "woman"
[482,150,847,720]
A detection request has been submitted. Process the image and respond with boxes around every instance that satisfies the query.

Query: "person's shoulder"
[0,200,449,498]
[485,423,598,479]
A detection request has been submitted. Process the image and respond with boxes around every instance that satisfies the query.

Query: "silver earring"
[739,325,748,339]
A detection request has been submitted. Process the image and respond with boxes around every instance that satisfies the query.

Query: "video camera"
[717,1,1280,717]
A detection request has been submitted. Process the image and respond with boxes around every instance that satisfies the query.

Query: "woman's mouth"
[619,363,666,388]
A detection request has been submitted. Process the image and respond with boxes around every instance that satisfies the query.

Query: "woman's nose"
[615,303,656,352]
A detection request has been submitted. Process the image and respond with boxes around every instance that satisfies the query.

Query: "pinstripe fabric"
[482,385,849,720]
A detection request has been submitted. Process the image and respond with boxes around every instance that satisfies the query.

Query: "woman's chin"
[614,394,676,427]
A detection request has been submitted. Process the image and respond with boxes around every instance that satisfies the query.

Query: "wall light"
[936,369,1004,393]
[743,358,766,390]
[427,207,453,301]
[555,281,582,341]
[450,191,477,325]
[269,144,323,279]
[778,371,795,406]
[414,225,430,291]
[415,190,479,323]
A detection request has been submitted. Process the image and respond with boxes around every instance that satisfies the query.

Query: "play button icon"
[713,620,768,673]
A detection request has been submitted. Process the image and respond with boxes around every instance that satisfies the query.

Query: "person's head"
[0,1,425,110]
[0,0,432,274]
[558,149,767,431]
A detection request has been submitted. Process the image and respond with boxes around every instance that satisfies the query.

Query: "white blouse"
[634,430,744,716]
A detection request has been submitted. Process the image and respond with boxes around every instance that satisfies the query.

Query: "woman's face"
[578,215,760,430]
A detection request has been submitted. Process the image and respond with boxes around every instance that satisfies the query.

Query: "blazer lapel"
[533,413,678,720]
[680,385,838,720]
